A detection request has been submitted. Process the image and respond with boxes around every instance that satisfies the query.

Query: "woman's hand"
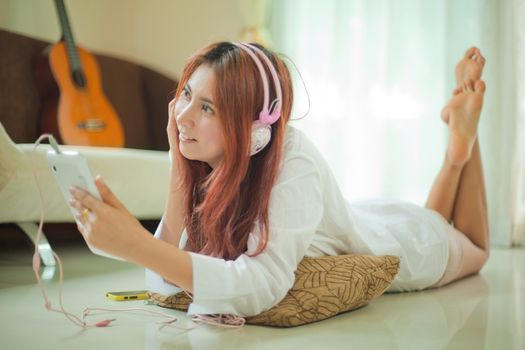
[69,176,150,261]
[167,98,180,165]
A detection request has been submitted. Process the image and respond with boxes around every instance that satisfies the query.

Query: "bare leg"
[426,78,485,223]
[448,139,490,280]
[426,79,489,283]
[451,140,489,252]
[425,157,463,223]
[425,136,489,252]
[426,47,486,222]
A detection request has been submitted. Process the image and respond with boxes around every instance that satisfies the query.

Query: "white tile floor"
[0,241,523,350]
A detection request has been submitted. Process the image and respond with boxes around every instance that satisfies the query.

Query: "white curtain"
[512,0,525,246]
[269,0,524,246]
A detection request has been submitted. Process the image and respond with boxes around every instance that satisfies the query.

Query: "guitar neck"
[54,0,84,76]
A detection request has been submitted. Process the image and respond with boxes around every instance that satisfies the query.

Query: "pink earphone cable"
[30,134,245,330]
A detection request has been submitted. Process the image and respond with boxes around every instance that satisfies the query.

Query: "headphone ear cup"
[250,121,271,156]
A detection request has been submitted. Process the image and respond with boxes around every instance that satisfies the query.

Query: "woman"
[70,43,489,317]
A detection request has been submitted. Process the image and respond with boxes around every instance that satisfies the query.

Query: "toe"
[475,49,485,65]
[465,47,477,58]
[479,54,486,67]
[474,80,486,94]
[467,79,475,92]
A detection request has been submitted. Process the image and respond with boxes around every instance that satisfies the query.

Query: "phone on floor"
[106,290,149,301]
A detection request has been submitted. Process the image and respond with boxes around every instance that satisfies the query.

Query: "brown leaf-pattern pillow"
[148,254,400,327]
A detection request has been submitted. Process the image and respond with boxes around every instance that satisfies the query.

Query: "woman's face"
[171,64,225,168]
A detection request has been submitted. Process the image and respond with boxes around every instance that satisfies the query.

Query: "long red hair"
[173,42,293,260]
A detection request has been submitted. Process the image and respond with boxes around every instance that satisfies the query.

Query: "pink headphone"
[232,43,282,156]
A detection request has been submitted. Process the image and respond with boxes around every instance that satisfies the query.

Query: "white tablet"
[47,149,123,260]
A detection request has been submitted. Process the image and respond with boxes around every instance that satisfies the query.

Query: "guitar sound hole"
[77,119,107,132]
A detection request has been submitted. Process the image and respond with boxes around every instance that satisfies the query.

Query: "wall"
[0,0,247,79]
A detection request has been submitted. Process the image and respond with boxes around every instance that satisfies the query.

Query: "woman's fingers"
[69,196,82,210]
[70,186,102,213]
[94,176,126,210]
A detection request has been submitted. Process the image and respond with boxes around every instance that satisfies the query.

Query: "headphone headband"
[232,42,282,125]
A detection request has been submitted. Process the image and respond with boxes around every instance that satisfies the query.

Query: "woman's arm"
[158,166,185,246]
[160,99,186,246]
[181,154,324,317]
[133,232,193,293]
[70,176,194,292]
[145,152,323,317]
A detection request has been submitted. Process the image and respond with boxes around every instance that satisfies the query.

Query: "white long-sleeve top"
[146,126,450,317]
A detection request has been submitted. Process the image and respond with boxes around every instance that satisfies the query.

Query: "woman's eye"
[182,89,191,99]
[202,104,214,114]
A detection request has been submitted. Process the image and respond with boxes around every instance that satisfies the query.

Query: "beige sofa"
[0,123,170,266]
[0,123,170,222]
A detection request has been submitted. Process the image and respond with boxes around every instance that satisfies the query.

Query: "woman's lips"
[179,134,197,143]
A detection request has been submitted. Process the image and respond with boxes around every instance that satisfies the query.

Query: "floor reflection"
[142,275,490,350]
[379,275,489,349]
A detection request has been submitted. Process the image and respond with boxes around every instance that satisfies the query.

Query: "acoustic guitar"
[34,0,125,147]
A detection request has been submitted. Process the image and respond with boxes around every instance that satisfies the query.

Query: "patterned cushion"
[148,254,400,327]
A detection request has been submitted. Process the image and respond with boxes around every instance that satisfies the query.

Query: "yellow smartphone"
[106,290,149,301]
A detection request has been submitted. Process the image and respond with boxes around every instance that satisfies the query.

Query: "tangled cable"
[30,134,245,330]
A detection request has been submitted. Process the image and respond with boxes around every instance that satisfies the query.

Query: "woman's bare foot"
[456,47,485,87]
[442,47,486,124]
[442,79,486,167]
